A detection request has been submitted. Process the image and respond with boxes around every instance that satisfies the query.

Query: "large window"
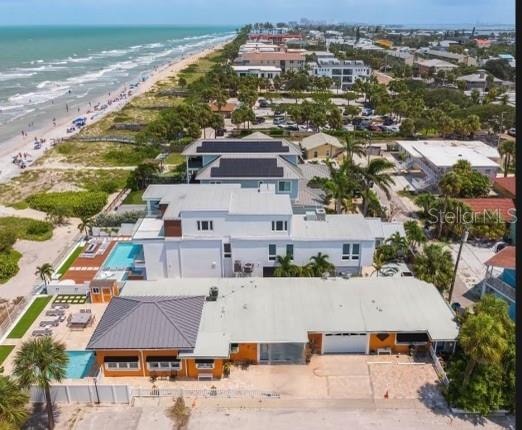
[104,356,139,371]
[268,244,277,261]
[147,357,181,371]
[195,359,214,369]
[342,243,361,260]
[272,220,288,231]
[197,220,214,231]
[278,181,291,193]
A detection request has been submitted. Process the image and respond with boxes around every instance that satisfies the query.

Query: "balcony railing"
[484,276,515,302]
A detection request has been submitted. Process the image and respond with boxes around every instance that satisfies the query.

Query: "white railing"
[429,346,449,386]
[131,387,280,399]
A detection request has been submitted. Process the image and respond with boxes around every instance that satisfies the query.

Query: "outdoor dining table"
[69,312,91,325]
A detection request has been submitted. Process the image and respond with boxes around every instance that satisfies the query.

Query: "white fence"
[29,384,280,404]
[30,384,132,404]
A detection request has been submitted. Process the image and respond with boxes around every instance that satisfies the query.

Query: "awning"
[396,332,429,343]
[104,356,138,363]
[145,356,179,362]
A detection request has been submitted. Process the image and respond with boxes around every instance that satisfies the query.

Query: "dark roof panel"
[196,140,290,154]
[210,158,284,178]
[87,296,205,350]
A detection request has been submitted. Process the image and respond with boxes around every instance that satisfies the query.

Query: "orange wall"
[90,285,118,304]
[95,349,224,379]
[230,343,257,362]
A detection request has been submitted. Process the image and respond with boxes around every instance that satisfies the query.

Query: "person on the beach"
[66,103,69,112]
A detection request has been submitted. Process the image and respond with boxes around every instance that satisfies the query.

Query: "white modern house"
[396,140,501,190]
[310,58,372,90]
[232,65,282,79]
[133,184,404,279]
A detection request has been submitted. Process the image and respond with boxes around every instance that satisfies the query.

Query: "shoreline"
[0,39,231,183]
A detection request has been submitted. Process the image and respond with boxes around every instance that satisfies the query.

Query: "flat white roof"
[366,218,405,240]
[121,277,459,353]
[396,140,500,168]
[291,214,374,241]
[133,218,164,240]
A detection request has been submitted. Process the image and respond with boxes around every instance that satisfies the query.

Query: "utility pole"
[448,229,469,304]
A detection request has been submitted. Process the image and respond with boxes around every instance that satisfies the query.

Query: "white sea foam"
[0,72,36,81]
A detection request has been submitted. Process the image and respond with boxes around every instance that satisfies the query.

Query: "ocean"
[0,25,236,143]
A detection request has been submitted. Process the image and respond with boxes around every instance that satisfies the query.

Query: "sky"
[0,0,515,26]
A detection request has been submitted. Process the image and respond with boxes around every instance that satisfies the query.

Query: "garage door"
[323,333,369,354]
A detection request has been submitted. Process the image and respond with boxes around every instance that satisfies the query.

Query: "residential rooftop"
[118,277,459,357]
[484,246,515,269]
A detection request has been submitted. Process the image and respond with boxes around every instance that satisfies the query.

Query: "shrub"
[27,191,108,218]
[25,221,53,240]
[93,210,145,227]
[0,250,22,283]
[0,230,16,253]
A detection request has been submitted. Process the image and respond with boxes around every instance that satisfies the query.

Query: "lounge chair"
[32,329,52,337]
[45,309,65,317]
[39,320,59,328]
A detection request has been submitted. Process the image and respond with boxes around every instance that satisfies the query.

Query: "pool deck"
[61,241,116,284]
[1,299,107,377]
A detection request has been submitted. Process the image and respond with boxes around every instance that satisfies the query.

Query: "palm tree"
[372,250,385,277]
[35,263,54,287]
[273,255,301,277]
[437,172,462,238]
[308,252,334,277]
[459,312,508,386]
[413,244,454,293]
[13,337,68,430]
[355,158,395,216]
[343,133,366,162]
[77,216,94,238]
[0,375,28,429]
[404,220,426,254]
[314,160,358,214]
[385,232,408,259]
[414,193,437,219]
[499,140,515,178]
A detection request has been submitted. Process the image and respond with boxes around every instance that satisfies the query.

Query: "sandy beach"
[0,39,230,183]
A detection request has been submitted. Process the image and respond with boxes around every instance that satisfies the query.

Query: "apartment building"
[310,58,371,90]
[133,183,404,279]
[234,51,306,72]
[396,140,500,190]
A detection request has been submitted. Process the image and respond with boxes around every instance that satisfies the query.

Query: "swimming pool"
[103,242,143,271]
[66,351,95,379]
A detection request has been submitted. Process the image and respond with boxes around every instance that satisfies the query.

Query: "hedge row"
[26,191,108,218]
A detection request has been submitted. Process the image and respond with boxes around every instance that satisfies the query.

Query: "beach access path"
[0,40,230,184]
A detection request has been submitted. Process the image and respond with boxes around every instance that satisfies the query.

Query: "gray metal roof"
[182,138,301,156]
[86,296,204,350]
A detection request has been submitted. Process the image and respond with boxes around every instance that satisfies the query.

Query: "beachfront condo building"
[309,58,371,90]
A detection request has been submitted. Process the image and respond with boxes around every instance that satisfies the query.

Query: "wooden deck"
[61,241,116,284]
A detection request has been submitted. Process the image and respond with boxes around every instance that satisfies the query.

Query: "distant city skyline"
[0,0,515,26]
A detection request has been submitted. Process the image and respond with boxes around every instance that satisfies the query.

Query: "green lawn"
[0,345,15,365]
[164,152,184,165]
[56,245,84,277]
[123,189,145,204]
[7,296,53,339]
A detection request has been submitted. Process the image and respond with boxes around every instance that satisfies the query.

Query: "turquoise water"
[0,25,235,141]
[103,242,143,270]
[66,350,95,379]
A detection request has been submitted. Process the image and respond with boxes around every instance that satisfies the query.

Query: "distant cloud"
[0,0,515,25]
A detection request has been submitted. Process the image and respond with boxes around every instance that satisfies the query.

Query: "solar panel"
[210,158,284,178]
[196,140,290,153]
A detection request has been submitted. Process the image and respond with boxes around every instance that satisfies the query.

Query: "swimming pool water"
[66,351,95,379]
[103,243,143,270]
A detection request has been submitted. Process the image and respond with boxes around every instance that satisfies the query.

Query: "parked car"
[368,124,382,132]
[273,117,286,125]
[258,99,269,108]
[383,117,395,126]
[253,117,266,125]
[507,127,516,137]
[382,124,400,133]
[285,124,299,131]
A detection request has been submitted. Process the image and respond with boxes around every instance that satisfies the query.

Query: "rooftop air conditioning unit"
[315,207,326,221]
[206,287,219,302]
[305,211,317,221]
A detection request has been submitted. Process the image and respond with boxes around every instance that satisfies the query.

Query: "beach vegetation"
[26,191,108,218]
[0,250,22,284]
[0,374,29,429]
